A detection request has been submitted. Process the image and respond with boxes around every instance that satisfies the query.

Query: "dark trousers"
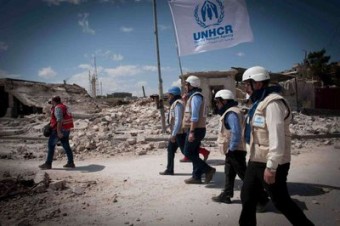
[166,133,186,172]
[239,162,314,226]
[184,128,212,180]
[224,150,247,197]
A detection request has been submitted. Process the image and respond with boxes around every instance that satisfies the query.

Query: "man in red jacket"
[39,96,75,169]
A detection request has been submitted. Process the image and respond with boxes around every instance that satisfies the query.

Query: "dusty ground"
[0,141,339,226]
[1,99,339,226]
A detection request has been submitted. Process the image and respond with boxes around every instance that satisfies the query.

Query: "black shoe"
[205,167,216,184]
[184,177,202,184]
[63,162,75,168]
[256,197,269,213]
[212,192,232,204]
[39,163,51,170]
[159,170,174,175]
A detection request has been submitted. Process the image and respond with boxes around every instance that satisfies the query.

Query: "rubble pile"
[0,170,97,225]
[70,98,170,157]
[0,98,339,225]
[0,98,339,161]
[69,101,340,157]
[290,113,340,135]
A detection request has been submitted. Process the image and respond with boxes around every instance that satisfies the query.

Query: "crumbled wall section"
[0,78,106,118]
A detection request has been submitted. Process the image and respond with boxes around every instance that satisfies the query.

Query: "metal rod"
[152,0,166,133]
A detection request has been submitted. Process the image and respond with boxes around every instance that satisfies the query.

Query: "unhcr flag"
[168,0,253,56]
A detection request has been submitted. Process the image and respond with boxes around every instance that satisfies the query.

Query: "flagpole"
[152,0,166,134]
[168,1,185,90]
[175,40,184,82]
[171,21,185,89]
[174,40,183,76]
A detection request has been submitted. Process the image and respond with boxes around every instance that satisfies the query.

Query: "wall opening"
[0,86,8,117]
[210,85,224,114]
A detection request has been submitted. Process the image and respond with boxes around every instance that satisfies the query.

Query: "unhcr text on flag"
[168,0,253,56]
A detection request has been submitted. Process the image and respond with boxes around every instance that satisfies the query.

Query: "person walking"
[159,86,186,175]
[211,89,247,204]
[182,75,216,184]
[212,89,269,208]
[39,96,75,170]
[239,66,314,226]
[180,92,210,163]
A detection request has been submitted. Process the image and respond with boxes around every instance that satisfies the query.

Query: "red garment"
[50,103,74,130]
[181,147,210,162]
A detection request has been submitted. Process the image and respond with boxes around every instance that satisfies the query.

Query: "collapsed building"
[1,65,339,119]
[0,78,104,118]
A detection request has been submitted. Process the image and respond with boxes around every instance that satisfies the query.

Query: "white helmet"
[185,75,200,88]
[242,66,270,82]
[215,89,235,100]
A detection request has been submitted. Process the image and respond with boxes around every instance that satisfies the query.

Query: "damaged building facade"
[0,78,96,118]
[180,68,294,113]
[1,65,338,119]
[180,70,237,114]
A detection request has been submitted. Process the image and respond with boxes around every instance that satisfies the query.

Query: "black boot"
[212,191,232,204]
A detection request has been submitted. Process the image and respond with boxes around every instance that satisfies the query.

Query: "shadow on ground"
[288,182,340,196]
[205,170,340,213]
[206,158,225,166]
[52,164,105,173]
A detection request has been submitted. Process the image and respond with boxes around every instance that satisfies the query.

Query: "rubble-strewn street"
[0,98,339,226]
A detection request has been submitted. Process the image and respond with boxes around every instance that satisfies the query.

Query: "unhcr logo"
[193,0,233,42]
[194,0,224,28]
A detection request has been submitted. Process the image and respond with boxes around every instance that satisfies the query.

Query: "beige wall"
[199,76,236,114]
[280,79,318,111]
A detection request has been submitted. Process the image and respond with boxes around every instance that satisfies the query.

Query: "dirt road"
[0,145,339,226]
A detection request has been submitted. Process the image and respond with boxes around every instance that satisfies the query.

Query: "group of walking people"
[38,65,314,225]
[160,66,314,226]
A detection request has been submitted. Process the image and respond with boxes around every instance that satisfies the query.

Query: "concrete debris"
[312,200,320,205]
[127,138,137,145]
[33,172,50,187]
[49,180,66,191]
[32,184,47,193]
[0,98,339,160]
[0,168,97,224]
[71,186,85,195]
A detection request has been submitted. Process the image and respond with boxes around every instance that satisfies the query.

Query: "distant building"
[180,68,294,114]
[180,70,238,114]
[0,78,92,118]
[107,92,132,98]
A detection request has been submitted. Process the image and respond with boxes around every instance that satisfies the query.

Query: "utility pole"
[142,86,146,98]
[88,57,98,98]
[100,81,103,96]
[94,56,98,97]
[152,0,166,133]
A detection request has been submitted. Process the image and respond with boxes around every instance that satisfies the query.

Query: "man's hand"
[264,168,276,184]
[57,131,63,139]
[170,136,176,143]
[188,132,195,142]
